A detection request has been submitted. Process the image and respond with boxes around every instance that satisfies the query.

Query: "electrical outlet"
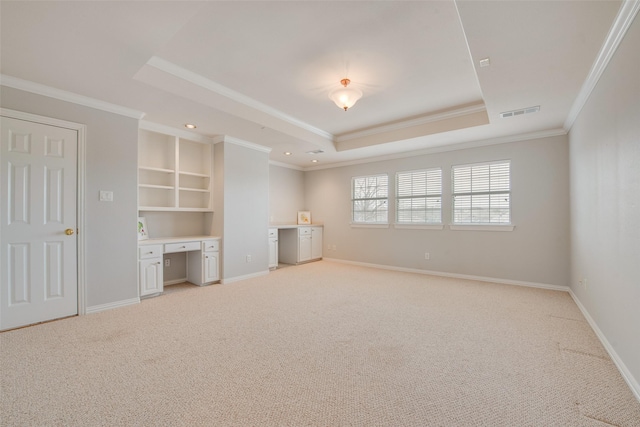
[246,255,252,263]
[332,245,336,251]
[582,278,587,289]
[424,252,430,260]
[164,258,170,267]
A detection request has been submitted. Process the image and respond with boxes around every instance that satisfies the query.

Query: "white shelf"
[138,129,212,212]
[140,184,174,190]
[139,166,175,174]
[179,187,209,193]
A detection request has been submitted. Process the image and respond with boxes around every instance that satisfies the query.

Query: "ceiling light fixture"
[284,152,292,156]
[328,78,363,111]
[184,123,197,129]
[311,159,319,163]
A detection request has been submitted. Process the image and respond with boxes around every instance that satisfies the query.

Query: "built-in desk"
[269,225,323,267]
[138,236,221,297]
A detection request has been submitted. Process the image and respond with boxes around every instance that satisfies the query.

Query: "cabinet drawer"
[139,245,163,260]
[298,227,311,236]
[164,241,200,253]
[268,228,277,238]
[202,239,219,252]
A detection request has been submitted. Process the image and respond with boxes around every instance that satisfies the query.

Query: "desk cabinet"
[187,239,220,286]
[139,244,163,297]
[279,226,322,265]
[268,228,278,269]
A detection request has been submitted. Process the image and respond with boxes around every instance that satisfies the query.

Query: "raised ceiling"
[0,1,624,168]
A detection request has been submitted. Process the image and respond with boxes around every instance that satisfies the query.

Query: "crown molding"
[146,57,334,141]
[139,120,214,144]
[269,160,304,171]
[564,0,640,130]
[213,135,272,153]
[0,74,145,120]
[335,103,486,143]
[304,128,567,171]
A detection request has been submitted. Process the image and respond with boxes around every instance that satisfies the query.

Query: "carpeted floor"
[1,261,639,426]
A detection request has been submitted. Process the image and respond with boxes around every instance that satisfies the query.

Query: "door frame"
[1,108,87,316]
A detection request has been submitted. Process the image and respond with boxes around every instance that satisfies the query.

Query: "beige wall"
[1,86,139,309]
[304,135,570,288]
[569,14,640,394]
[269,164,305,224]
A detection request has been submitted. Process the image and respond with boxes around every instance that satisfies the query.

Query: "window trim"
[351,173,389,225]
[395,167,443,226]
[451,160,512,226]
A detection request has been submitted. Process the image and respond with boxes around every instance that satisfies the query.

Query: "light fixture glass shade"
[329,79,363,111]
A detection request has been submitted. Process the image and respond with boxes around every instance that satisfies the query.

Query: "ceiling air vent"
[306,149,325,155]
[500,106,540,118]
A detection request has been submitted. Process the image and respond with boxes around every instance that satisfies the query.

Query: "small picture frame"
[138,217,149,240]
[297,211,311,225]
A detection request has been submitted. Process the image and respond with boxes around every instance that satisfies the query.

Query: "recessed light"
[311,159,319,163]
[284,152,292,156]
[184,123,197,129]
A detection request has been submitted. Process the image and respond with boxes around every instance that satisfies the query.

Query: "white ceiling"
[0,1,623,169]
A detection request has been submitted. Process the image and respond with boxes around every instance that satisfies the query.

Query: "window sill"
[394,223,444,230]
[449,224,515,232]
[350,223,390,229]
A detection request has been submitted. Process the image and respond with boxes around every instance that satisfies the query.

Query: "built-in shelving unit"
[138,126,213,212]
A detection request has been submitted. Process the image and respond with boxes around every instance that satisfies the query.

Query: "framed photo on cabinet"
[297,211,311,225]
[138,217,149,240]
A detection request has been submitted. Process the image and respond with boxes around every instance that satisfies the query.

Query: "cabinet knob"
[156,262,161,265]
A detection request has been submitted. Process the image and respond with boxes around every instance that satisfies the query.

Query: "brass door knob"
[65,228,75,235]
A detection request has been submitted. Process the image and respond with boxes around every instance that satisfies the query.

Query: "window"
[396,168,442,224]
[452,161,510,224]
[352,174,388,224]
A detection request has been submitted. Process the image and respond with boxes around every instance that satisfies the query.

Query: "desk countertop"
[269,224,323,229]
[139,235,221,246]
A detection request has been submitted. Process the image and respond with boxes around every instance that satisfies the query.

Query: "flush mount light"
[284,152,292,156]
[328,78,363,111]
[184,123,197,129]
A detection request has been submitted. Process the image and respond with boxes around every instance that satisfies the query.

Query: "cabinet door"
[204,252,219,283]
[140,258,163,296]
[311,227,323,260]
[299,235,312,262]
[268,237,278,268]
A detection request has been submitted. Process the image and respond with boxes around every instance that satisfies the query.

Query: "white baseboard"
[85,297,140,314]
[569,290,640,402]
[164,278,187,286]
[322,258,570,292]
[221,270,269,285]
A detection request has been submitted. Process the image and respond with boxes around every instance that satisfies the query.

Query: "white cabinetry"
[298,227,312,262]
[278,226,323,265]
[138,128,212,212]
[311,227,323,260]
[187,239,220,285]
[268,228,278,270]
[139,245,163,297]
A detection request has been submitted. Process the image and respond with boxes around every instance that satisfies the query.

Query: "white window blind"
[352,174,389,224]
[396,168,442,224]
[452,161,510,224]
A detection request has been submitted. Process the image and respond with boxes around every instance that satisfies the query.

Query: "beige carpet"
[1,261,639,426]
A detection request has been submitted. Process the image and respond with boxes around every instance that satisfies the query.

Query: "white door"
[204,252,219,283]
[1,116,78,330]
[299,235,312,262]
[311,227,323,260]
[268,237,278,268]
[139,258,163,296]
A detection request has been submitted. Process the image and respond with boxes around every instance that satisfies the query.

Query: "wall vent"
[306,149,325,155]
[500,105,540,118]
